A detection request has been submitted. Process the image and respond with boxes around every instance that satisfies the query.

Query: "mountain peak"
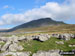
[34,18,54,21]
[6,18,66,32]
[38,18,52,20]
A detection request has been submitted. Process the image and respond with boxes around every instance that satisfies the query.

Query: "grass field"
[18,37,75,53]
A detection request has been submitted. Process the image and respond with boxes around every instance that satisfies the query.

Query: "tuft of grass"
[0,42,5,46]
[5,55,12,56]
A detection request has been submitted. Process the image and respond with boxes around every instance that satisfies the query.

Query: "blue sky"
[0,0,75,29]
[0,0,65,15]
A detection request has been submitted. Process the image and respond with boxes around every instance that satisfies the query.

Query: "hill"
[6,18,65,32]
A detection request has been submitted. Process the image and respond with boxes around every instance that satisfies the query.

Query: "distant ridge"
[0,18,66,32]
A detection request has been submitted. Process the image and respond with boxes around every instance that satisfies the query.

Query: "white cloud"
[0,0,75,26]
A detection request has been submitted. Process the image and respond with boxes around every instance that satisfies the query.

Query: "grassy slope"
[12,24,75,34]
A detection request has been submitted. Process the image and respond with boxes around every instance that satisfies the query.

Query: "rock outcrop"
[0,51,31,56]
[1,41,11,51]
[32,50,61,56]
[0,33,75,56]
[0,34,51,52]
[33,34,51,42]
[0,33,75,52]
[0,50,62,56]
[8,43,24,52]
[51,33,75,41]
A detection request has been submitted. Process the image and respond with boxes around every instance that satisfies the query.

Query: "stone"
[70,34,75,38]
[16,52,31,56]
[0,51,31,56]
[0,37,8,42]
[2,52,17,56]
[32,50,61,56]
[33,35,39,40]
[35,34,51,42]
[18,45,24,51]
[55,41,64,44]
[51,34,59,38]
[26,36,34,41]
[1,41,11,51]
[9,43,23,52]
[69,45,75,47]
[51,33,75,41]
[18,36,26,41]
[63,34,71,40]
[8,43,18,52]
[38,36,48,42]
[59,34,71,41]
[10,35,18,43]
